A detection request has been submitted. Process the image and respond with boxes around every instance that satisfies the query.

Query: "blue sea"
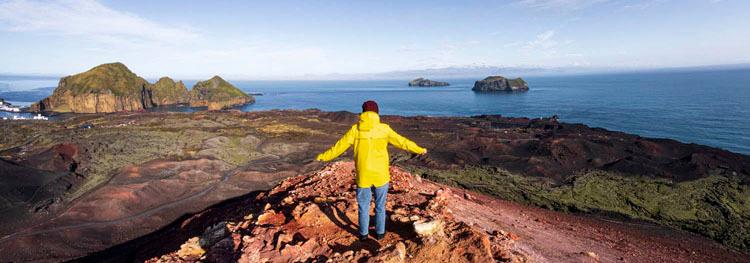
[2,69,749,155]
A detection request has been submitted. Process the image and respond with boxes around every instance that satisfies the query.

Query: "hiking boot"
[375,233,385,240]
[358,234,368,241]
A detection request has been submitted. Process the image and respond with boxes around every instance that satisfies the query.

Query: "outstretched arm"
[316,125,357,161]
[387,126,427,154]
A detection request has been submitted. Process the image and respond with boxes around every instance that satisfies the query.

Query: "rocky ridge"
[150,77,189,106]
[472,76,529,92]
[150,161,526,262]
[30,63,253,113]
[408,78,449,87]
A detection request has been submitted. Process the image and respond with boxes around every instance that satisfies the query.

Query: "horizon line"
[2,62,749,82]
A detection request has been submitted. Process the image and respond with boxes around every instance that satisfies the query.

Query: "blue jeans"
[356,183,388,236]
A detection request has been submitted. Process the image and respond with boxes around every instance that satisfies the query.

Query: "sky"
[0,0,748,79]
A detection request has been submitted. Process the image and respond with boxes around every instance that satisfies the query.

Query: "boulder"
[176,237,205,260]
[414,219,443,237]
[472,76,528,92]
[409,78,449,87]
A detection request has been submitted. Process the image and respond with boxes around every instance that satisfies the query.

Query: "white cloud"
[621,0,669,10]
[524,30,558,50]
[515,30,589,66]
[0,0,198,45]
[0,0,336,78]
[397,43,419,53]
[517,0,611,10]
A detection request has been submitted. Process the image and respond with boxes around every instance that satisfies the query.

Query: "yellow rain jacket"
[316,111,427,188]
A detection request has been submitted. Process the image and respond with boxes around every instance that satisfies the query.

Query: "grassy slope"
[407,165,750,252]
[476,76,527,88]
[188,76,250,102]
[60,62,148,97]
[150,77,188,103]
[507,78,527,87]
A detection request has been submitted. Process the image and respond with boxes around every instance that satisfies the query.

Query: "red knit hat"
[362,100,379,113]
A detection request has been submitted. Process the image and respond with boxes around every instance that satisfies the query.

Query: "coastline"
[4,67,750,154]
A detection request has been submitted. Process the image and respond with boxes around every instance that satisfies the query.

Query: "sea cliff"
[29,63,153,113]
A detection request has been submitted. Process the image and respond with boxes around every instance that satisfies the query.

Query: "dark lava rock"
[409,78,449,87]
[472,76,528,92]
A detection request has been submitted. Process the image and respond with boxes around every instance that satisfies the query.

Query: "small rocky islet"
[29,62,254,113]
[407,75,529,92]
[408,77,450,87]
[472,75,529,92]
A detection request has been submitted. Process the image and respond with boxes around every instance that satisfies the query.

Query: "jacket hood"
[358,111,380,131]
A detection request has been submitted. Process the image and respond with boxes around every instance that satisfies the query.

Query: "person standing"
[316,100,427,240]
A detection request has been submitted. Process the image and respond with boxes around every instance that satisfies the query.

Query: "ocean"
[2,69,749,155]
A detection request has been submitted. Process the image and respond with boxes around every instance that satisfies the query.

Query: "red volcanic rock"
[62,158,230,222]
[149,162,526,262]
[378,114,750,182]
[123,159,747,263]
[20,143,81,173]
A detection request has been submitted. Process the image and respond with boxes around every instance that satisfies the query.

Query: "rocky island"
[472,76,529,92]
[408,77,450,87]
[29,62,154,113]
[29,63,254,113]
[189,76,254,110]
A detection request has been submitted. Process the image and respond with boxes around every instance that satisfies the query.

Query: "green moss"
[68,127,208,199]
[507,78,527,88]
[149,77,188,104]
[188,76,250,102]
[60,62,149,97]
[407,166,750,252]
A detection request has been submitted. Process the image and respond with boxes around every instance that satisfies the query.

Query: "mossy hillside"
[258,123,326,137]
[57,62,149,97]
[149,77,189,104]
[0,122,55,152]
[6,113,262,201]
[408,166,750,252]
[507,78,527,88]
[67,126,210,199]
[195,135,267,165]
[480,76,526,85]
[189,76,250,102]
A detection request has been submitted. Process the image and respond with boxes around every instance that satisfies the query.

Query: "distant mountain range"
[292,63,750,80]
[2,63,749,81]
[297,65,605,80]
